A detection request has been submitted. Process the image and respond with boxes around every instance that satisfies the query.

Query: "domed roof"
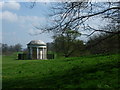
[27,40,46,45]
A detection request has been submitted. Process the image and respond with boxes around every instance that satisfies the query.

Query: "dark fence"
[47,54,54,59]
[18,53,27,60]
[18,53,55,60]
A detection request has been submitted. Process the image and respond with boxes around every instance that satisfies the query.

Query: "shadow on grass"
[3,60,119,88]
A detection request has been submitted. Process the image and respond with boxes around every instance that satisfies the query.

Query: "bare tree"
[36,1,120,36]
[28,0,120,54]
[30,1,120,47]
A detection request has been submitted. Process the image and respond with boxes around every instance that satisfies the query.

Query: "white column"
[43,47,46,59]
[37,47,38,59]
[38,48,39,59]
[44,48,45,59]
[30,47,32,59]
[43,48,45,59]
[45,48,47,59]
[40,49,42,59]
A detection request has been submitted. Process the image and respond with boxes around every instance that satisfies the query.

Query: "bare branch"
[87,25,120,34]
[71,6,120,22]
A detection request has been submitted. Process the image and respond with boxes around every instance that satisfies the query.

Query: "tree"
[86,33,120,54]
[2,44,8,54]
[14,44,22,52]
[30,1,120,55]
[52,2,119,31]
[47,42,54,52]
[34,1,120,42]
[2,43,22,55]
[53,28,84,57]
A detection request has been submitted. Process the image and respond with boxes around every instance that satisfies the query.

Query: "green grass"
[2,53,120,88]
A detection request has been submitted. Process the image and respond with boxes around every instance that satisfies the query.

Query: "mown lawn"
[2,53,120,88]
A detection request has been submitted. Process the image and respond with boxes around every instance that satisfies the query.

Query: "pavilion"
[27,40,47,60]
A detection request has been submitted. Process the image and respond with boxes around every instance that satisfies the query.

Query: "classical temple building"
[27,40,47,60]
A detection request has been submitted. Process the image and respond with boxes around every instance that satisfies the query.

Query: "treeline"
[1,43,22,55]
[86,34,120,54]
[47,33,120,57]
[1,33,119,57]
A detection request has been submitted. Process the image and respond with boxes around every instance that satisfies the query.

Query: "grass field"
[2,53,120,88]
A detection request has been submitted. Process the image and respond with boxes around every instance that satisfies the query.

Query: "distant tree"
[86,33,120,54]
[86,13,120,54]
[2,43,22,55]
[9,45,14,52]
[53,28,85,57]
[22,48,28,54]
[2,44,9,55]
[14,44,22,52]
[47,42,54,53]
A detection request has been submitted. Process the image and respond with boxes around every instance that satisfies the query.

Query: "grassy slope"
[2,53,120,88]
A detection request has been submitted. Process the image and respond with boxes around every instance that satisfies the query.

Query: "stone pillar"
[37,47,38,59]
[40,48,42,59]
[30,47,32,59]
[45,48,47,59]
[42,47,46,60]
[43,47,46,59]
[43,47,45,59]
